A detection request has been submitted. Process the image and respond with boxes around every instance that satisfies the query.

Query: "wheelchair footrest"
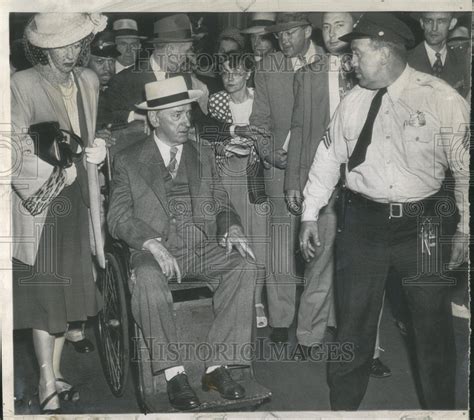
[140,366,271,413]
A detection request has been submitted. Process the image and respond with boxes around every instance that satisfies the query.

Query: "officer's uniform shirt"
[302,65,469,234]
[424,41,448,67]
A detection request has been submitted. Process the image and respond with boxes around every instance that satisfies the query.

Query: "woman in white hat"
[11,12,107,414]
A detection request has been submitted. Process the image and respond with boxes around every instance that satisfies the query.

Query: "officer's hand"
[299,221,320,262]
[285,189,303,215]
[220,225,256,261]
[143,238,182,283]
[265,148,287,169]
[448,230,469,270]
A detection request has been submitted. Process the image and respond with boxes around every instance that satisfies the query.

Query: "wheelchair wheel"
[96,251,130,397]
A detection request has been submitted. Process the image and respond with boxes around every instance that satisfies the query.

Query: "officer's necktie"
[167,146,179,179]
[432,52,443,77]
[348,87,387,172]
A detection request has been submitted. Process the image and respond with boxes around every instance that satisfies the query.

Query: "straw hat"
[136,76,202,111]
[241,12,277,35]
[113,19,147,40]
[25,12,107,48]
[148,14,195,43]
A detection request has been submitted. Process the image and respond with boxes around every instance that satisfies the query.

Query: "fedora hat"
[136,76,202,111]
[90,31,120,58]
[148,14,195,43]
[113,19,147,40]
[265,12,312,34]
[241,12,277,35]
[25,12,107,49]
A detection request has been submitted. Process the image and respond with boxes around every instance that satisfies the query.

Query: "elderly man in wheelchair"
[107,76,259,411]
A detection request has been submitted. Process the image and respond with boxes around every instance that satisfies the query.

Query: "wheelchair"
[94,154,272,413]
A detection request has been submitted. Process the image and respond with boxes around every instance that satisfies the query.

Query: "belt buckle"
[389,203,403,218]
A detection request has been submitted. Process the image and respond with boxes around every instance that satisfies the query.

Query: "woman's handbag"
[22,122,84,216]
[28,121,84,168]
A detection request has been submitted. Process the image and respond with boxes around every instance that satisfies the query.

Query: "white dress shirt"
[291,41,318,71]
[302,65,469,234]
[154,132,183,168]
[150,55,167,81]
[424,41,448,67]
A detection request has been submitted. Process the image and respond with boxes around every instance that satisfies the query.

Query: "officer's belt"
[346,189,444,219]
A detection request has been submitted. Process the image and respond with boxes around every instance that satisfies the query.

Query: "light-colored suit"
[286,58,338,345]
[10,67,99,266]
[107,136,257,372]
[249,46,325,328]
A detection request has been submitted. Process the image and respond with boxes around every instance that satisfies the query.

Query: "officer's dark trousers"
[328,194,456,410]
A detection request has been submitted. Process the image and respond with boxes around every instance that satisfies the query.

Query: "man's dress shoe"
[67,338,95,353]
[167,373,200,410]
[270,327,288,344]
[202,366,245,400]
[370,358,392,378]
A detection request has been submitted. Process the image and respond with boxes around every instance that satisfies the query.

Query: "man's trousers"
[328,192,456,410]
[129,242,257,374]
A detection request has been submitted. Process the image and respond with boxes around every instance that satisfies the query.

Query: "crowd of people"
[10,10,470,414]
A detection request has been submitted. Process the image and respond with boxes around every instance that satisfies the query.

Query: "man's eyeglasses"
[273,26,306,40]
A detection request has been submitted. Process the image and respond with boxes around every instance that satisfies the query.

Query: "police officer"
[300,13,469,410]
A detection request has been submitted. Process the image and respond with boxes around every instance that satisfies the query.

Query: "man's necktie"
[347,87,387,172]
[432,52,443,77]
[167,146,179,179]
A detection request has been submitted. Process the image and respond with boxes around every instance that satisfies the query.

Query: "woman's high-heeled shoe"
[55,378,80,402]
[39,390,60,415]
[255,303,268,328]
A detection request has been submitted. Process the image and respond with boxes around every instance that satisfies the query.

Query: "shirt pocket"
[403,124,436,169]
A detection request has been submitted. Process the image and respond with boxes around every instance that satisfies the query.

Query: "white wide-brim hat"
[136,76,203,111]
[25,12,107,49]
[241,12,277,35]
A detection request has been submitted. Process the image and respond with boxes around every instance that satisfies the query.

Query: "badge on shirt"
[405,111,426,127]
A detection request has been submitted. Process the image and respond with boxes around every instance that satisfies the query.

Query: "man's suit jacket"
[107,135,241,252]
[408,42,470,98]
[285,57,332,192]
[249,51,297,162]
[11,67,99,265]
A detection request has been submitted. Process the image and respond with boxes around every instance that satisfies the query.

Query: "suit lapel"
[138,135,170,214]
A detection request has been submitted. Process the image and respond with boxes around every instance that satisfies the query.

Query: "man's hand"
[285,189,303,215]
[448,230,469,270]
[219,225,256,261]
[299,221,321,262]
[96,125,116,148]
[143,238,182,283]
[265,148,287,169]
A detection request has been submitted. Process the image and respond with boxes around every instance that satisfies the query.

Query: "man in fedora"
[107,76,258,410]
[241,12,277,62]
[113,18,146,74]
[249,12,325,344]
[408,12,470,99]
